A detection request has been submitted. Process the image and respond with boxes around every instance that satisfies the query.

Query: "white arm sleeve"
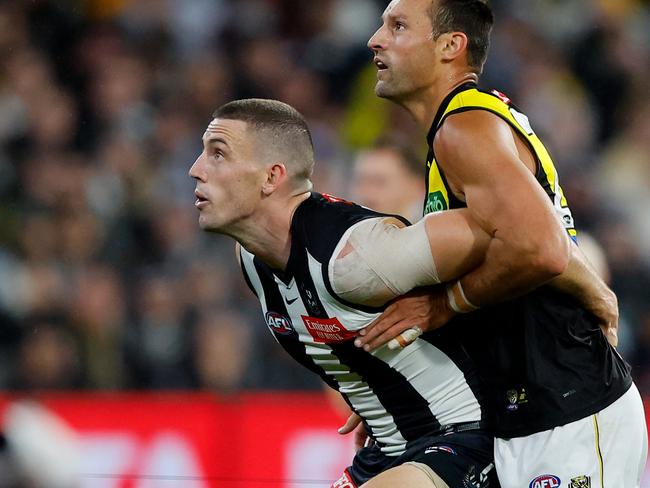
[329,217,440,307]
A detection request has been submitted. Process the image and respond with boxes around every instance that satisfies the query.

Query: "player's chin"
[197,214,218,232]
[374,81,396,100]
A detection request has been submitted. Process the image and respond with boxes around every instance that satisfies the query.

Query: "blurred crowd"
[0,0,649,396]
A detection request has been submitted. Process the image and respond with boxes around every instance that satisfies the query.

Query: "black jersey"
[424,83,632,438]
[239,193,488,455]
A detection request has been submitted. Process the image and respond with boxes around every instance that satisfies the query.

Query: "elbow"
[529,234,570,279]
[510,234,570,281]
[534,245,569,278]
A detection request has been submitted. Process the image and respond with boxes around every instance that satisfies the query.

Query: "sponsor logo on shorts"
[302,316,355,343]
[569,475,591,488]
[529,474,561,488]
[462,463,494,488]
[424,445,457,455]
[331,470,356,488]
[265,312,294,335]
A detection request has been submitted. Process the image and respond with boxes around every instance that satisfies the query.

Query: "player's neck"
[402,71,479,132]
[234,192,310,272]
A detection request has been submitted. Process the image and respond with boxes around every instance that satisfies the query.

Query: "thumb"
[601,324,618,348]
[338,413,362,435]
[607,326,618,348]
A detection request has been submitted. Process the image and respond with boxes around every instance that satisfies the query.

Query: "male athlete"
[352,0,647,486]
[190,99,622,488]
[351,137,424,223]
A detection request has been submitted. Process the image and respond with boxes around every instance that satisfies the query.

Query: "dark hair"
[372,136,423,178]
[429,0,494,73]
[212,99,314,183]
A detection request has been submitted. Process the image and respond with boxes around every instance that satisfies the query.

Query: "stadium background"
[0,0,648,486]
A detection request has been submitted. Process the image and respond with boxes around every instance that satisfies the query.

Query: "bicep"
[436,112,565,244]
[422,209,490,282]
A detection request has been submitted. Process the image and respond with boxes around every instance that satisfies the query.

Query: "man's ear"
[262,162,288,195]
[438,31,469,62]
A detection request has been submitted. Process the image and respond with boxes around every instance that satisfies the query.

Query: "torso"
[239,193,488,454]
[424,83,632,437]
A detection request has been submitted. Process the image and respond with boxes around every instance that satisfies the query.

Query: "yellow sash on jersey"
[426,88,577,239]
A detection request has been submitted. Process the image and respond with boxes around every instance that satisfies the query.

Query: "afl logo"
[265,312,294,335]
[529,475,561,488]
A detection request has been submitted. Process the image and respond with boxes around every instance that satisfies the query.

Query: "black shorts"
[340,430,499,488]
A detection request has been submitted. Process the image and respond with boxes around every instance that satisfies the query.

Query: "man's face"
[352,148,422,215]
[368,0,439,101]
[189,118,265,233]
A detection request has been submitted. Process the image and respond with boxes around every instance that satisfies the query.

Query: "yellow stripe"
[441,90,561,198]
[427,158,450,208]
[434,88,576,236]
[592,415,604,488]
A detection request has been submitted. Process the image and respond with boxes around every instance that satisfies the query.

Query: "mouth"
[194,189,210,209]
[374,57,388,71]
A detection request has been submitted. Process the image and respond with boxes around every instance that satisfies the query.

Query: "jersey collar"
[427,81,477,146]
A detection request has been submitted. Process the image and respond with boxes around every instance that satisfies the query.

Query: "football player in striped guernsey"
[360,0,647,486]
[189,99,622,488]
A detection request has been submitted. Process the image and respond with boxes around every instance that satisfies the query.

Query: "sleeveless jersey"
[239,193,487,455]
[424,82,632,438]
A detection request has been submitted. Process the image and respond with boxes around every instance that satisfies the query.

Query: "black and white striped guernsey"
[239,192,487,456]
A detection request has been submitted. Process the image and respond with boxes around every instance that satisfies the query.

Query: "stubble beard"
[375,77,411,105]
[375,79,399,101]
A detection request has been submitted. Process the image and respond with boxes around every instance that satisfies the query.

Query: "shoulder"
[299,192,408,230]
[297,193,409,262]
[434,111,519,169]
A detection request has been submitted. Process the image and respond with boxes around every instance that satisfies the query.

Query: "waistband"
[374,420,488,451]
[438,420,486,436]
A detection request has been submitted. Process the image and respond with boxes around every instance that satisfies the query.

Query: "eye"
[394,21,405,31]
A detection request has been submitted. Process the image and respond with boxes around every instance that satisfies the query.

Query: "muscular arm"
[434,111,570,306]
[355,111,618,350]
[330,210,490,307]
[332,210,616,331]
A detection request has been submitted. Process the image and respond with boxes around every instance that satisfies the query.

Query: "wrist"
[446,280,479,314]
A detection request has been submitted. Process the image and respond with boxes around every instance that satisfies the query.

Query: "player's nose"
[368,25,386,51]
[189,154,207,181]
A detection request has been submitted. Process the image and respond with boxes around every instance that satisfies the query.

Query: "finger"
[364,321,417,352]
[355,314,399,347]
[338,413,362,435]
[355,428,368,451]
[387,327,423,350]
[359,303,400,338]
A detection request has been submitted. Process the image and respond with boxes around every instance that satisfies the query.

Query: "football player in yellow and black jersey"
[355,0,647,486]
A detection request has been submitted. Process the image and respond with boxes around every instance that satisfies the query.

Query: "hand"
[354,287,456,352]
[586,287,619,347]
[338,413,370,451]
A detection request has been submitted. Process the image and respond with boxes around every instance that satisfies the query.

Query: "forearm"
[456,236,565,308]
[548,241,611,307]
